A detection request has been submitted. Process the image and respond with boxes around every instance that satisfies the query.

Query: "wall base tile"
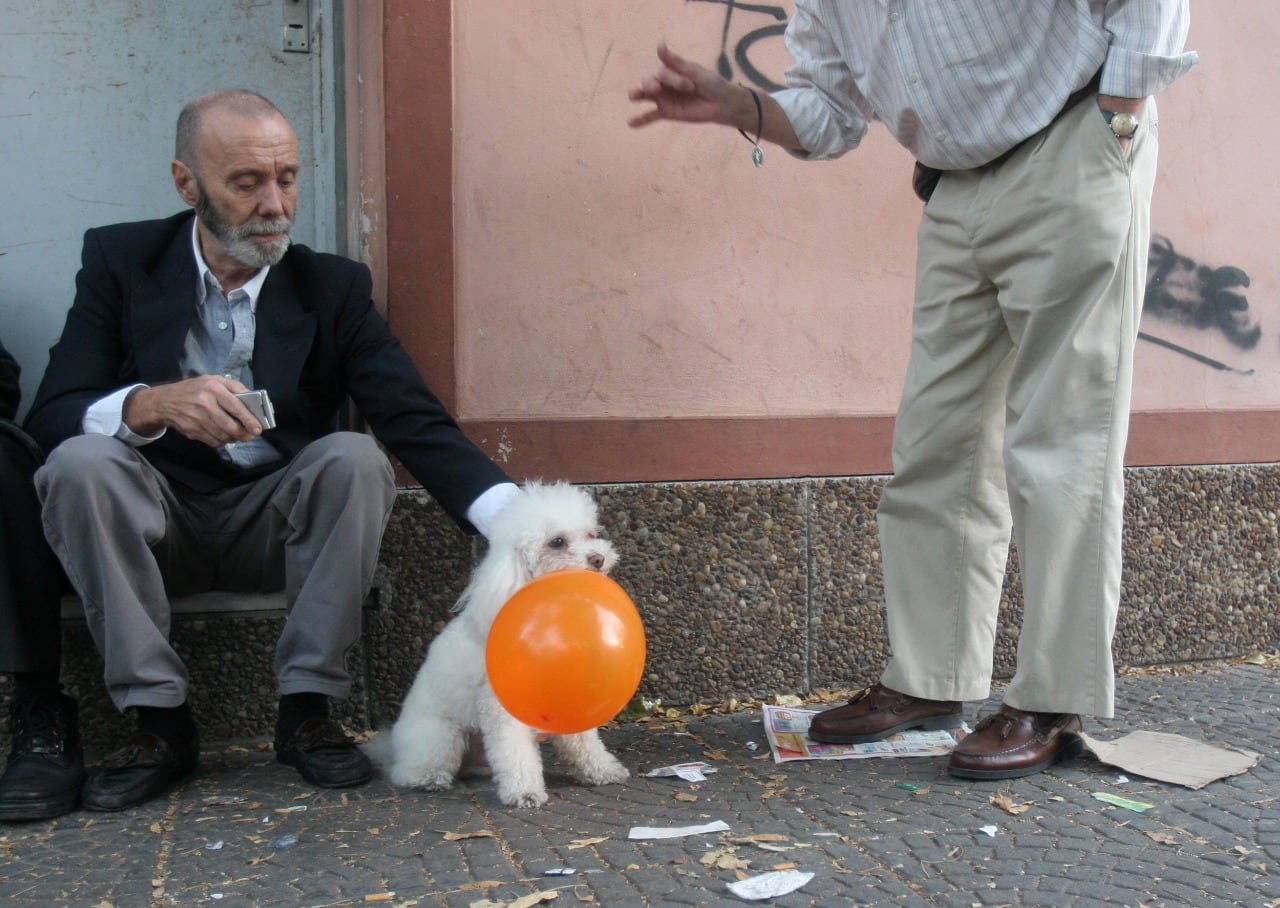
[4,465,1276,748]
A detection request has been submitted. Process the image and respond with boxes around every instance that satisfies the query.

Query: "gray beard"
[196,191,292,269]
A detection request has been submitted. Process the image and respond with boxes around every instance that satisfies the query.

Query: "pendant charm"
[752,145,764,168]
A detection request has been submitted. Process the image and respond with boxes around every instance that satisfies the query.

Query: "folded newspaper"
[762,704,964,763]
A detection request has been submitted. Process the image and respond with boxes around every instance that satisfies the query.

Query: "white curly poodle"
[366,481,630,807]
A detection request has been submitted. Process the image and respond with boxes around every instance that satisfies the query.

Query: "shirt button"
[218,321,229,330]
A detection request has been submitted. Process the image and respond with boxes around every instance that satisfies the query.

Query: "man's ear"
[172,160,198,208]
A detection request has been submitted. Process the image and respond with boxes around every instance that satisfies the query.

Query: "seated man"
[24,89,518,813]
[1,337,82,822]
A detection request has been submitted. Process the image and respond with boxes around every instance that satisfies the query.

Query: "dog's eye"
[549,536,567,549]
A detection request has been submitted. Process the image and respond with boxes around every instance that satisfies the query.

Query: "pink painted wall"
[453,2,917,421]
[415,3,1279,479]
[1138,8,1280,411]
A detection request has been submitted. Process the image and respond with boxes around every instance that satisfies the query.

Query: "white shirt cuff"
[466,482,520,537]
[83,384,165,445]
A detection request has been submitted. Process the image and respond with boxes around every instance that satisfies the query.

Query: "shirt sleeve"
[1100,0,1199,98]
[83,384,165,445]
[465,482,521,538]
[771,0,872,160]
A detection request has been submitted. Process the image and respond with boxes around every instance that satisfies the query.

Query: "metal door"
[0,0,340,417]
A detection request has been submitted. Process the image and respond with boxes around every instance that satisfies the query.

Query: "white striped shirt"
[773,0,1198,170]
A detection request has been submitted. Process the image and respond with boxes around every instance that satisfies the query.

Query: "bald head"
[170,90,299,284]
[175,89,286,168]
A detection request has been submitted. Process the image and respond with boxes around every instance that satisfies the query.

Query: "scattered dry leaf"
[1145,831,1180,846]
[700,846,751,870]
[992,792,1030,816]
[442,830,498,842]
[567,836,609,849]
[459,881,504,892]
[508,893,558,908]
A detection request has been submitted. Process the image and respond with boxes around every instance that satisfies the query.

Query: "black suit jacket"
[0,336,19,423]
[25,211,511,531]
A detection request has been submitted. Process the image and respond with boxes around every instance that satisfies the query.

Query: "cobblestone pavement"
[1,661,1276,908]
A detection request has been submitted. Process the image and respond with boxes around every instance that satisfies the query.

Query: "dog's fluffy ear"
[453,543,527,619]
[450,541,530,620]
[451,480,601,624]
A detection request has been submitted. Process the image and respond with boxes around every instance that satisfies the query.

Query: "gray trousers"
[35,432,396,711]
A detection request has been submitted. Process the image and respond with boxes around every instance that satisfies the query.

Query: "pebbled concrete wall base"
[5,465,1278,748]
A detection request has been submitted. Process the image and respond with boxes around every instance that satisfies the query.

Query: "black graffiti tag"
[689,0,789,92]
[1140,235,1258,375]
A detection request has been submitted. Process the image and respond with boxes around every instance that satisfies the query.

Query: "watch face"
[1110,112,1139,138]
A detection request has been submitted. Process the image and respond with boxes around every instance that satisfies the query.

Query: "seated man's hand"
[124,376,263,447]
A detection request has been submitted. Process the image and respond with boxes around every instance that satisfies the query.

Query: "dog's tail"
[360,731,393,769]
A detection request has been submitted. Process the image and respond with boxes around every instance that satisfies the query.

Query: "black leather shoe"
[0,693,85,821]
[82,732,199,812]
[275,717,372,788]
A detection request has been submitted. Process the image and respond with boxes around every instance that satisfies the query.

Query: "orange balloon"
[485,569,646,734]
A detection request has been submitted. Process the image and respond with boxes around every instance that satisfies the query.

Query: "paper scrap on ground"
[762,704,962,763]
[1092,791,1155,813]
[726,870,815,901]
[1080,731,1259,789]
[645,761,719,782]
[628,820,730,840]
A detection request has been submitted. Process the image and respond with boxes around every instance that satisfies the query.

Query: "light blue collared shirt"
[84,219,280,468]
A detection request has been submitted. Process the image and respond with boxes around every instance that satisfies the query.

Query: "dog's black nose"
[587,553,605,570]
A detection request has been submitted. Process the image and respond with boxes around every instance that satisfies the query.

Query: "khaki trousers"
[877,95,1158,718]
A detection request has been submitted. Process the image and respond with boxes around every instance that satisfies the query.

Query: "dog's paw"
[497,784,549,808]
[574,754,630,786]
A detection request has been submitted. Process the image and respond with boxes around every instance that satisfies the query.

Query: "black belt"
[911,72,1102,203]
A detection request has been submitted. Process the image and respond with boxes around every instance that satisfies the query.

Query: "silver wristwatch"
[1103,109,1140,140]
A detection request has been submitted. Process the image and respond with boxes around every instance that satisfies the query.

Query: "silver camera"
[234,389,277,430]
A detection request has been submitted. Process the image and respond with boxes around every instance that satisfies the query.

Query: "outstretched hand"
[627,43,736,129]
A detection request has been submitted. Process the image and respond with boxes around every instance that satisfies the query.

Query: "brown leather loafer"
[808,683,963,745]
[948,705,1083,780]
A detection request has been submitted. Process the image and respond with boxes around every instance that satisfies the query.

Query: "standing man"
[629,3,1196,779]
[25,89,517,812]
[0,337,81,821]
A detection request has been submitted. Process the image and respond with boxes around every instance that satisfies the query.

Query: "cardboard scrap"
[1080,731,1259,789]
